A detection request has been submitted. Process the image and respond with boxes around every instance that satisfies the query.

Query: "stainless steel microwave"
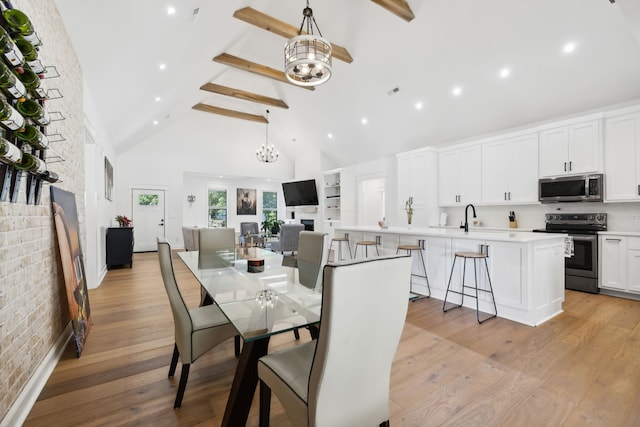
[539,174,604,203]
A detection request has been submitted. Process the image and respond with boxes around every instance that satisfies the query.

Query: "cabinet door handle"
[564,162,567,172]
[508,192,511,200]
[605,238,622,242]
[569,161,572,171]
[504,192,507,200]
[637,184,640,196]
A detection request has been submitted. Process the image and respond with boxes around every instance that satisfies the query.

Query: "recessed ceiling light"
[155,96,161,102]
[452,86,463,97]
[563,42,576,54]
[159,63,166,70]
[415,101,423,110]
[500,67,511,78]
[327,133,333,139]
[153,120,159,125]
[167,6,176,15]
[361,118,368,125]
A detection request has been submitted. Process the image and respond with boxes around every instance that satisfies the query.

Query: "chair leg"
[174,363,190,409]
[293,327,301,340]
[259,380,272,427]
[168,344,179,377]
[235,335,241,358]
[380,421,390,427]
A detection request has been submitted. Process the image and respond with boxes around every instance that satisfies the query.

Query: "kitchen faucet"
[460,204,477,233]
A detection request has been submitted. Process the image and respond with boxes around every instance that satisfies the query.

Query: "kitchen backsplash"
[444,202,640,232]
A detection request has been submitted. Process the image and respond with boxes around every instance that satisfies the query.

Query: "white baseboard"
[0,323,71,427]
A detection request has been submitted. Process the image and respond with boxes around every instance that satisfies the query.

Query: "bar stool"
[328,233,352,261]
[354,235,381,258]
[443,250,497,323]
[396,239,431,298]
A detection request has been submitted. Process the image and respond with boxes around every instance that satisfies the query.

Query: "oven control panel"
[544,213,607,227]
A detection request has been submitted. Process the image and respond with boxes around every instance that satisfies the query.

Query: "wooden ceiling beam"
[213,52,315,91]
[200,83,289,109]
[371,0,415,22]
[233,7,354,64]
[192,103,267,123]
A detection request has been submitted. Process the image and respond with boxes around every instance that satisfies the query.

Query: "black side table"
[106,227,134,269]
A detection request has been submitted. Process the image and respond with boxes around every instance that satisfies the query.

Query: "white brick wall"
[0,0,84,420]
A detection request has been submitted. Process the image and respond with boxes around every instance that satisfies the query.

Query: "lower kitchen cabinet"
[107,227,134,269]
[599,234,640,294]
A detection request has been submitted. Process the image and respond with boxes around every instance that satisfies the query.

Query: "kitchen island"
[335,226,567,326]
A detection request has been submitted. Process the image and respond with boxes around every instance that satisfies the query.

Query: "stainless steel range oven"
[533,213,607,294]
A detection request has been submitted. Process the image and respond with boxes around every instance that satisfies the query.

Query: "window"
[137,193,158,206]
[208,189,227,228]
[262,191,277,221]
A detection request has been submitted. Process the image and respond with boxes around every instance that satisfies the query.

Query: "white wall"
[181,173,285,246]
[83,82,117,289]
[115,114,295,248]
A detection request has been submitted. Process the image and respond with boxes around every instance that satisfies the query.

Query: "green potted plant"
[261,213,283,236]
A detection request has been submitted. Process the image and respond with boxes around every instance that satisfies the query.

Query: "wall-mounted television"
[282,179,319,206]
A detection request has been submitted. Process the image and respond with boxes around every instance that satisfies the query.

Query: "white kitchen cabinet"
[604,110,640,202]
[396,148,438,226]
[438,145,481,206]
[599,235,627,291]
[481,133,539,204]
[539,119,602,177]
[599,234,640,294]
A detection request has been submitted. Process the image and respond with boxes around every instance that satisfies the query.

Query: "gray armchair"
[270,224,305,254]
[240,222,264,247]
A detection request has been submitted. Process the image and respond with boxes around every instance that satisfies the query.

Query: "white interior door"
[132,188,166,252]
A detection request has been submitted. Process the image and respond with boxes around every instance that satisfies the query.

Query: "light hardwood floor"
[24,251,640,426]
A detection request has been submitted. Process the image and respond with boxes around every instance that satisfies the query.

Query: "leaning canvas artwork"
[51,186,92,357]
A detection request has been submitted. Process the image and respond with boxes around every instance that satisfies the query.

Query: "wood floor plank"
[23,251,640,427]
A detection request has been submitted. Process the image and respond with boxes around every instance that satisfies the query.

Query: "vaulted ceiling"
[56,0,640,168]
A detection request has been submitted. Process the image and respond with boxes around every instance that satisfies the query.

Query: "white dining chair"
[257,255,412,427]
[157,237,237,409]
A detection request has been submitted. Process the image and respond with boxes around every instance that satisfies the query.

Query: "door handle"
[569,161,572,171]
[508,192,511,200]
[564,162,567,172]
[504,192,507,201]
[159,219,165,226]
[605,238,621,242]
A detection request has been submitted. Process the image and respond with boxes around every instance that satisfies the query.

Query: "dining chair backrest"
[182,226,199,251]
[274,224,305,253]
[157,237,194,361]
[297,231,326,290]
[309,255,412,426]
[240,222,260,236]
[198,227,235,255]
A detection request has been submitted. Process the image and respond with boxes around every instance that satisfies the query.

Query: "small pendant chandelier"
[256,110,279,163]
[284,0,332,87]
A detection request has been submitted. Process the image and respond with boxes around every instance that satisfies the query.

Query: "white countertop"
[335,225,567,243]
[599,231,640,237]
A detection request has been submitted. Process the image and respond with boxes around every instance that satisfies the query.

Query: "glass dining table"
[178,247,322,426]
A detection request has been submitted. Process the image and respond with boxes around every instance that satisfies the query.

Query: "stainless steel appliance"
[538,174,604,203]
[533,213,607,293]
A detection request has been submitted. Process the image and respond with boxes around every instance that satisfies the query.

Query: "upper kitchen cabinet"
[438,145,481,206]
[481,132,539,205]
[397,148,438,226]
[538,116,603,177]
[603,107,640,202]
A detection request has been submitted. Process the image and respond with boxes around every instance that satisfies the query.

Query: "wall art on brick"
[51,186,92,356]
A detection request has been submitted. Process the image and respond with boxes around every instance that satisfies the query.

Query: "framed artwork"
[104,156,113,201]
[50,187,92,357]
[237,188,257,215]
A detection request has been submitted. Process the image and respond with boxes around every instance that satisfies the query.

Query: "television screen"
[282,179,319,206]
